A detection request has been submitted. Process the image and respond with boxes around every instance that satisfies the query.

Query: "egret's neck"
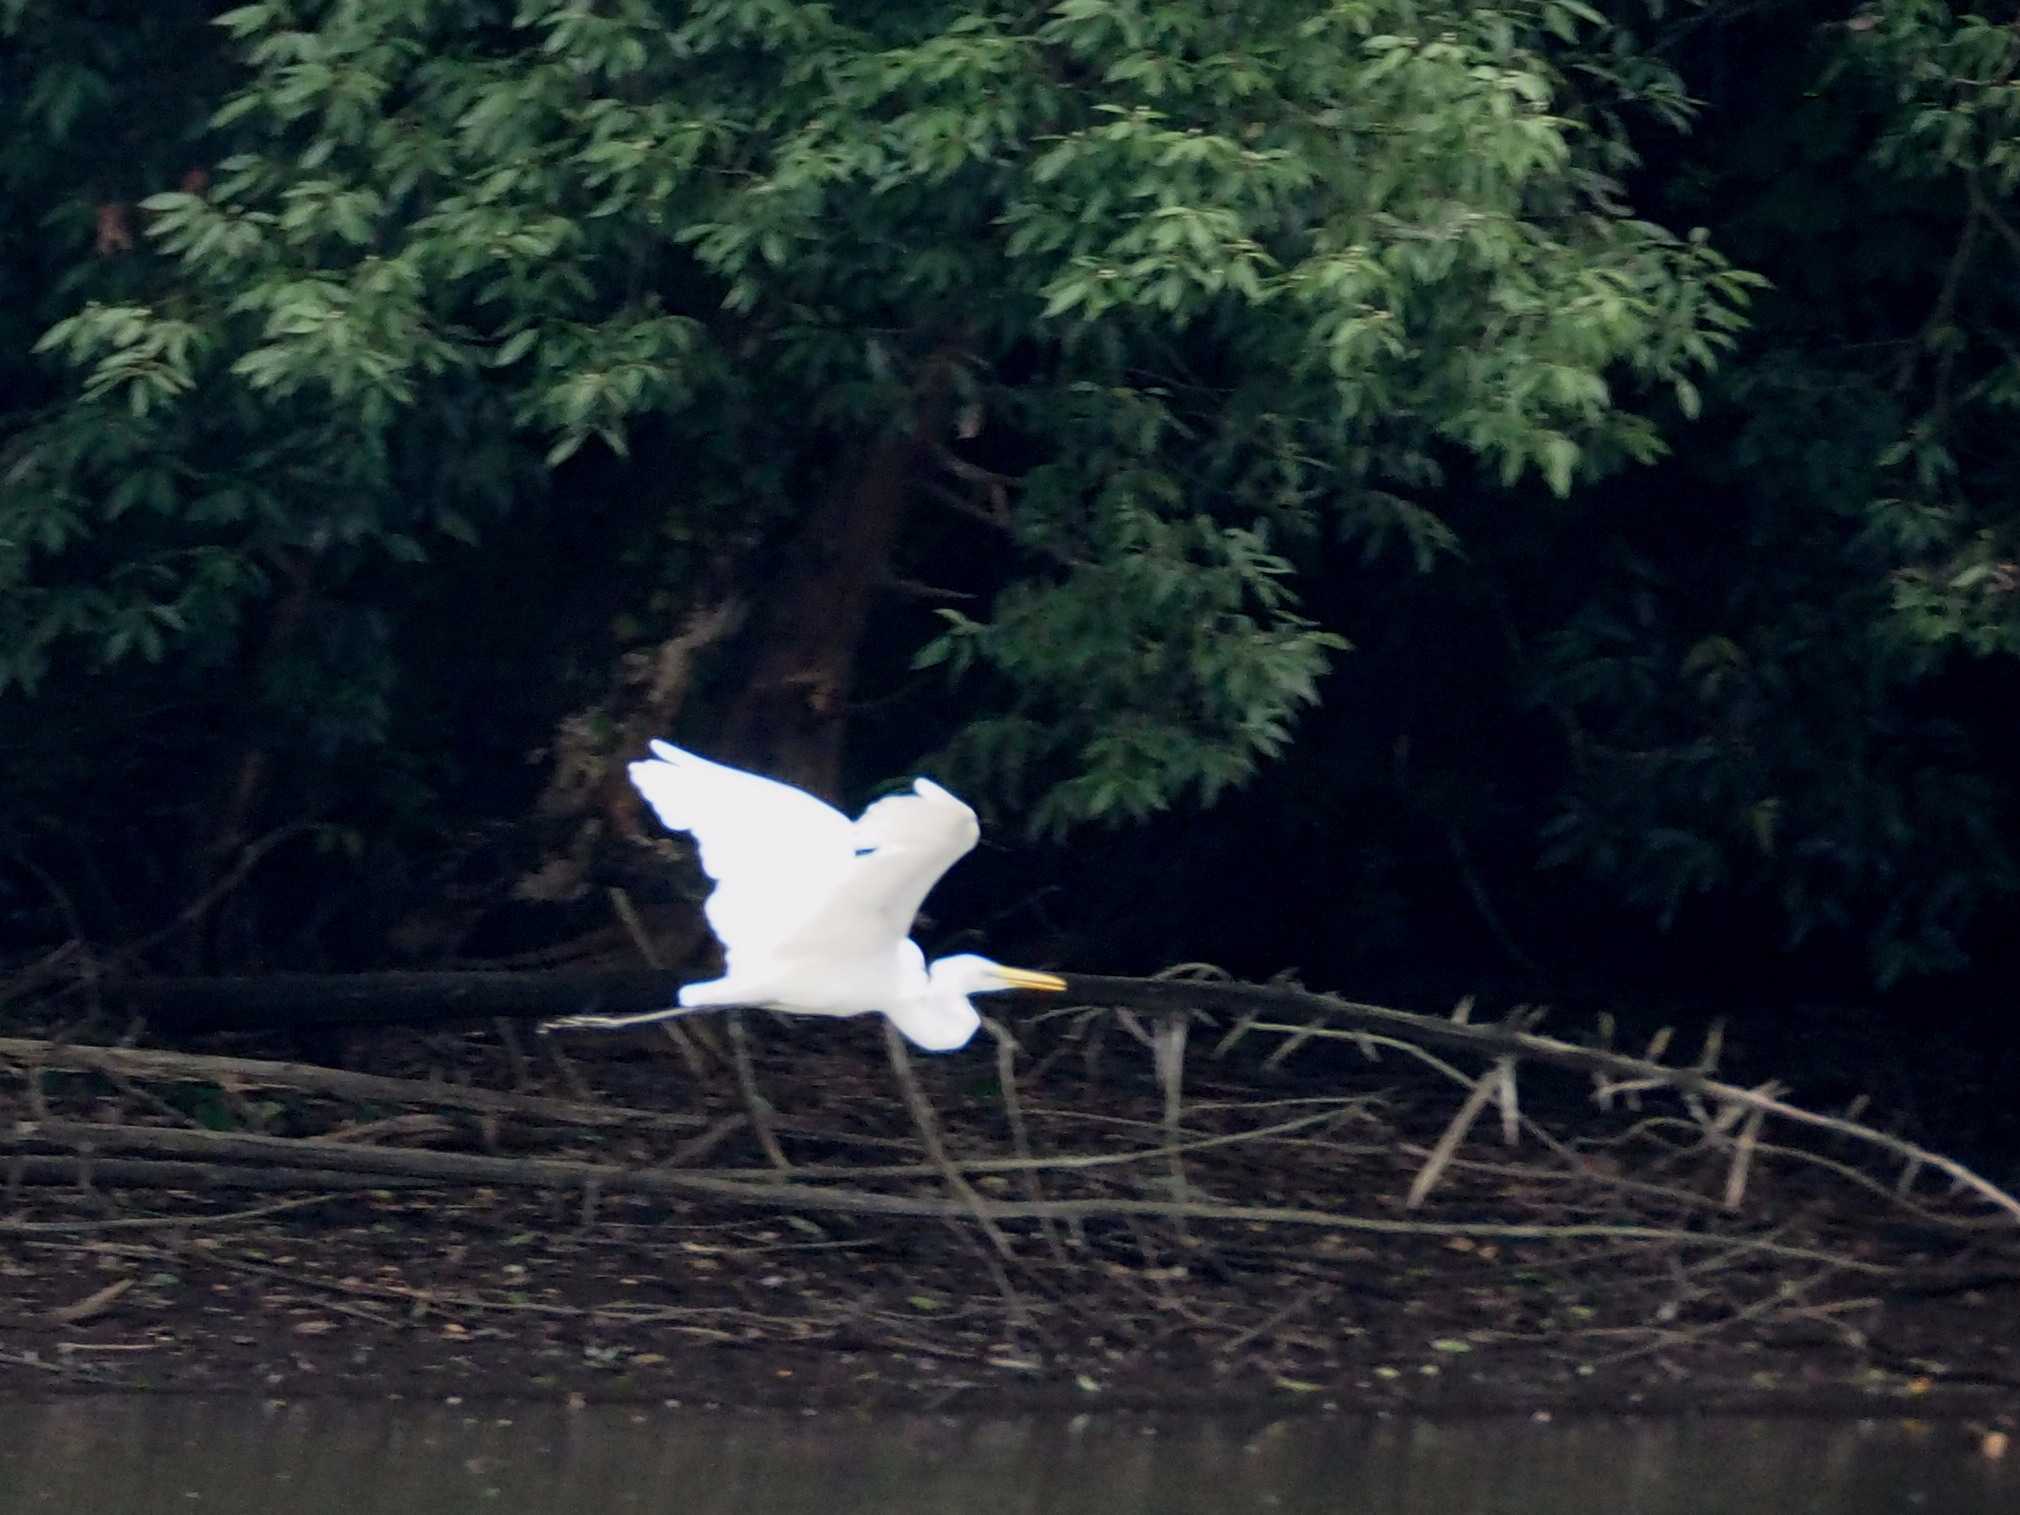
[888,949,980,1052]
[895,939,931,995]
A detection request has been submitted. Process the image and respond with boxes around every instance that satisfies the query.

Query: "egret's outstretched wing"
[844,778,981,937]
[627,741,857,965]
[629,743,983,974]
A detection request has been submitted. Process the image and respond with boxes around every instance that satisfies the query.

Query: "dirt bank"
[5,1013,2018,1418]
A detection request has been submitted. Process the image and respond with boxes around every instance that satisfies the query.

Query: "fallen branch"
[883,1022,1017,1262]
[97,970,2017,1225]
[1,1188,355,1234]
[1214,1015,2020,1226]
[5,1119,1899,1271]
[1406,1060,1505,1209]
[4,1154,432,1204]
[39,965,2020,1226]
[0,1033,920,1147]
[113,967,691,1030]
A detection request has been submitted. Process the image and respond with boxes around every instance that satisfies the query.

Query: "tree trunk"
[718,352,959,799]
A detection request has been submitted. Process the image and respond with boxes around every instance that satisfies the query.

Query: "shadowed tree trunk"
[718,352,960,800]
[421,355,961,966]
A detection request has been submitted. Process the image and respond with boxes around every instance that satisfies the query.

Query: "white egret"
[550,740,1067,1051]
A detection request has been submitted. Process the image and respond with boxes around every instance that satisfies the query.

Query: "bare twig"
[884,1022,1016,1261]
[1724,1106,1766,1211]
[1197,1008,2020,1225]
[6,1120,1903,1271]
[1406,1060,1504,1209]
[116,824,316,967]
[608,884,718,1072]
[1587,1114,2011,1231]
[0,1036,705,1133]
[1,1189,352,1235]
[493,1016,534,1090]
[728,1013,791,1170]
[985,1016,1070,1265]
[1495,1060,1522,1147]
[1152,1012,1191,1230]
[7,854,101,1018]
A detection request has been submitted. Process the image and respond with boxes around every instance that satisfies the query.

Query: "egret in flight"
[550,741,1068,1051]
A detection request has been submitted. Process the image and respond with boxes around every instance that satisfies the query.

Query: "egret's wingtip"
[913,776,979,831]
[647,738,682,762]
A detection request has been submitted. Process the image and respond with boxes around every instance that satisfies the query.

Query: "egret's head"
[889,955,1067,1053]
[927,953,1069,1001]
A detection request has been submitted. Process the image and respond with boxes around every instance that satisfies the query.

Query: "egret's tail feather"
[538,977,764,1035]
[677,976,761,1008]
[538,1004,697,1034]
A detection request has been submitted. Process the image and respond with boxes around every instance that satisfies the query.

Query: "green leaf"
[495,329,539,367]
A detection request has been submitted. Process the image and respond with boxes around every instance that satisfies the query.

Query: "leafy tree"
[1521,0,2020,985]
[3,0,1753,958]
[1846,0,2020,661]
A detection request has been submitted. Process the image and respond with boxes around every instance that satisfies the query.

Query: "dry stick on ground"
[726,1013,792,1170]
[5,1119,1902,1272]
[1304,1032,1604,1197]
[1725,1107,1768,1211]
[34,1224,923,1349]
[607,884,718,1077]
[2,1190,351,1235]
[1027,1096,1736,1230]
[1205,1012,2020,1226]
[882,1022,1018,1263]
[701,1106,1349,1184]
[1597,1113,2016,1232]
[1259,1009,1333,1072]
[983,1017,1071,1267]
[0,1036,707,1134]
[3,1156,435,1211]
[492,1017,535,1090]
[539,1027,598,1104]
[0,1042,900,1163]
[662,1115,752,1169]
[1365,1034,1866,1236]
[1494,1057,1522,1146]
[11,1039,1377,1190]
[97,1065,208,1130]
[319,1112,457,1145]
[940,1212,1045,1349]
[0,1034,921,1154]
[1406,1058,1512,1210]
[1151,1013,1192,1237]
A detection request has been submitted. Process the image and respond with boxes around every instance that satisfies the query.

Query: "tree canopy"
[4,0,2017,995]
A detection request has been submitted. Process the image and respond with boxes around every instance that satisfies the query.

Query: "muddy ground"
[4,1008,2018,1421]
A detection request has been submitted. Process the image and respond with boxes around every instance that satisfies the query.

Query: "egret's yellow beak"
[990,967,1068,992]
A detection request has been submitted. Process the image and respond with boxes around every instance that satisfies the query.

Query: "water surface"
[0,1397,2006,1513]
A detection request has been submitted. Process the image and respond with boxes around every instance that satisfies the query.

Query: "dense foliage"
[3,0,2017,993]
[1524,1,2020,984]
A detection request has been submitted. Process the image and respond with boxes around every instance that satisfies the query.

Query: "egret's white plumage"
[554,741,1066,1051]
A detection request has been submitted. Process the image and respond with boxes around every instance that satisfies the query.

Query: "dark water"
[0,1398,2008,1514]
